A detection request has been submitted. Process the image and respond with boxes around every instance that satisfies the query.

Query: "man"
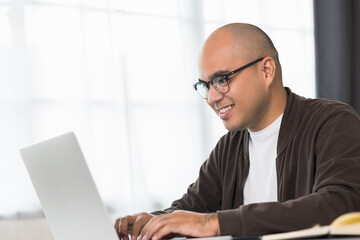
[115,23,360,239]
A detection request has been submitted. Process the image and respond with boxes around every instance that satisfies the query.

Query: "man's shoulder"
[290,91,359,122]
[278,90,360,154]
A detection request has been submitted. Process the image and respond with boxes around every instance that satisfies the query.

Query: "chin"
[223,122,245,132]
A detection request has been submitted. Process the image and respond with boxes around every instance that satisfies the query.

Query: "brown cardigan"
[152,88,360,236]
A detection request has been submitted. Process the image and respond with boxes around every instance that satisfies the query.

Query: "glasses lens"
[195,82,209,98]
[212,76,229,94]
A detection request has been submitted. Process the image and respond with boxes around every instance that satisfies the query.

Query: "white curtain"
[0,0,314,220]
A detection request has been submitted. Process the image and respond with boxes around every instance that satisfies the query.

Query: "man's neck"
[249,86,287,132]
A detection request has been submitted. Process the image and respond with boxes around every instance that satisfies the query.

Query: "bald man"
[115,23,360,239]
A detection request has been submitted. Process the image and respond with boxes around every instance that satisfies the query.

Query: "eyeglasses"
[193,57,264,99]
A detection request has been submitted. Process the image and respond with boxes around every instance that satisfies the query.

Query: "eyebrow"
[207,70,230,81]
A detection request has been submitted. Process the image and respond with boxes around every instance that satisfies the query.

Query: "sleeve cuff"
[217,208,245,236]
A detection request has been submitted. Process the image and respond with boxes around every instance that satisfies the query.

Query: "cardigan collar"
[277,87,307,155]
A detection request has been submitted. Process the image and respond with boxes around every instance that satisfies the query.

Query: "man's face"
[199,33,269,132]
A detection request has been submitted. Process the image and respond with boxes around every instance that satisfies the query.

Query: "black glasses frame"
[193,57,265,99]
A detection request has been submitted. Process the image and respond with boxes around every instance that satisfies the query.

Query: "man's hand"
[115,212,154,240]
[139,211,220,240]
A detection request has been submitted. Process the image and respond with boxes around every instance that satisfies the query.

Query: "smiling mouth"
[219,104,234,114]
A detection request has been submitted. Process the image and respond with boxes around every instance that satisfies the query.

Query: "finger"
[119,216,135,240]
[139,216,161,240]
[115,219,123,239]
[142,216,168,240]
[115,218,129,240]
[115,218,121,234]
[130,223,140,240]
[131,215,151,240]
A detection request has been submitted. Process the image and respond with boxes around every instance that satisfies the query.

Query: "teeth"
[219,105,234,114]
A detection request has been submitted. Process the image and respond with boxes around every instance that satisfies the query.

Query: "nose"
[206,85,223,105]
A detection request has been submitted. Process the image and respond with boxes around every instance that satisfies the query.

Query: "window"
[0,0,314,219]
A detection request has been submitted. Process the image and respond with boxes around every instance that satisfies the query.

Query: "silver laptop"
[20,132,235,240]
[20,132,119,240]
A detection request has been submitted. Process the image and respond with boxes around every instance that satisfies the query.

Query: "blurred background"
[0,0,342,239]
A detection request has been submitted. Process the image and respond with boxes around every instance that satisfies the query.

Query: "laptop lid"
[20,132,118,240]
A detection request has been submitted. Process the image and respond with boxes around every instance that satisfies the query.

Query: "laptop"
[20,132,239,240]
[20,132,119,240]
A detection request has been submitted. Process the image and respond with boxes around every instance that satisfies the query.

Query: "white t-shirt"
[243,114,283,205]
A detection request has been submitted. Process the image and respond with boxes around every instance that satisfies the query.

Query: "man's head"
[198,23,285,132]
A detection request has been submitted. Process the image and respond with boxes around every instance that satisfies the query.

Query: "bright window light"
[0,0,314,220]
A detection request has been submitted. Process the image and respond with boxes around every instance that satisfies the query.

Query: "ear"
[261,57,276,87]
